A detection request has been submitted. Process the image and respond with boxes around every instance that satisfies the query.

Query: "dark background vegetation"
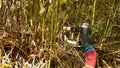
[0,0,120,68]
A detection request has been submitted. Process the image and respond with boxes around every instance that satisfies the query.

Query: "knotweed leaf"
[39,4,45,14]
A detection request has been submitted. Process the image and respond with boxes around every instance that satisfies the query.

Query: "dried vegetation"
[0,0,120,68]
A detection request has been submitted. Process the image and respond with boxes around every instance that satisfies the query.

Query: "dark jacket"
[71,27,93,49]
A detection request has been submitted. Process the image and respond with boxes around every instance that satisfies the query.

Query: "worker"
[63,22,97,68]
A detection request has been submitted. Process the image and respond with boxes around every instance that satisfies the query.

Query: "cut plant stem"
[92,0,97,27]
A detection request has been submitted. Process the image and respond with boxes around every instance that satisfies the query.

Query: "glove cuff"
[84,45,94,52]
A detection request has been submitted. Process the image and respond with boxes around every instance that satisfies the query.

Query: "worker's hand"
[63,26,71,31]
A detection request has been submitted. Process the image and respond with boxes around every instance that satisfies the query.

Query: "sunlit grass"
[0,0,120,68]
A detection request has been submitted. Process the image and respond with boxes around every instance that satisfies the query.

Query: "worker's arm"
[63,26,82,32]
[64,35,81,47]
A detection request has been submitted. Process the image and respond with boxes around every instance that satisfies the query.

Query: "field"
[0,0,120,68]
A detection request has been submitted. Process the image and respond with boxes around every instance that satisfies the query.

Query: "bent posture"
[63,22,97,68]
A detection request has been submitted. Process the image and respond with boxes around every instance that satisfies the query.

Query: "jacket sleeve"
[88,28,92,35]
[71,27,82,32]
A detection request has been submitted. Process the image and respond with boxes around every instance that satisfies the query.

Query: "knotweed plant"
[0,0,120,68]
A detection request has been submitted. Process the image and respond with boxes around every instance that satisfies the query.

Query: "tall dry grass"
[0,0,120,68]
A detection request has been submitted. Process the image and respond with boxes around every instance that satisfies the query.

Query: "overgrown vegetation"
[0,0,120,68]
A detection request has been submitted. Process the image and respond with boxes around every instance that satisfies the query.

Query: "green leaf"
[60,0,67,4]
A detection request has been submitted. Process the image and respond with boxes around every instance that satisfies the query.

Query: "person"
[63,22,97,68]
